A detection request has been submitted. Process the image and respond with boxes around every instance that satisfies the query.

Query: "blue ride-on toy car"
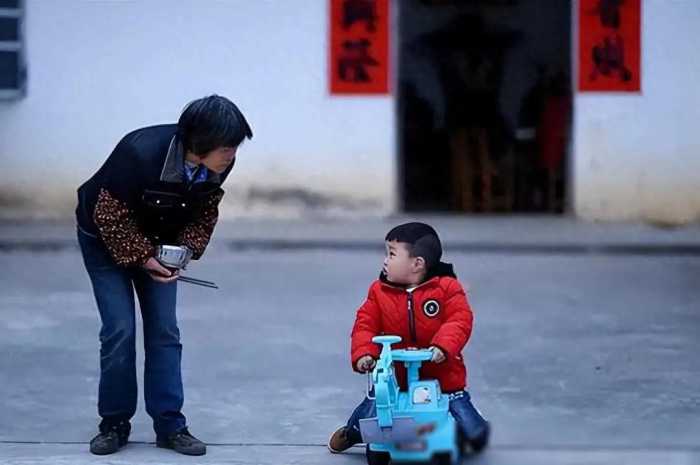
[359,335,460,465]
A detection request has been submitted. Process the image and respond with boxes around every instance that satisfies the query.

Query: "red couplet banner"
[578,0,641,92]
[329,0,390,95]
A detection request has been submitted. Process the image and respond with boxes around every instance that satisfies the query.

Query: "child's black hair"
[178,95,253,156]
[385,222,442,268]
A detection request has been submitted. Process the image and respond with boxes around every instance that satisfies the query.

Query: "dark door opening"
[398,0,572,213]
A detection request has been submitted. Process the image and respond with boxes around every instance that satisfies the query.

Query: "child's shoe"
[463,422,490,454]
[327,426,359,453]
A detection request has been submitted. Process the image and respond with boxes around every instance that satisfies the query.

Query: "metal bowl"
[155,245,193,269]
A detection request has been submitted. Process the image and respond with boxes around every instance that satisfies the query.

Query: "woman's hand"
[142,257,179,283]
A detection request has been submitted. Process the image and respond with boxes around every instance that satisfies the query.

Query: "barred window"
[0,0,25,99]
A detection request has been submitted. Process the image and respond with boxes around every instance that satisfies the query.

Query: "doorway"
[397,0,572,213]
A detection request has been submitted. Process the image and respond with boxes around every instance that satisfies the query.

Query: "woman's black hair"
[178,95,253,155]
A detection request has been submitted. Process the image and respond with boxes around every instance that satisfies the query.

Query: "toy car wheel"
[365,445,390,465]
[431,452,453,465]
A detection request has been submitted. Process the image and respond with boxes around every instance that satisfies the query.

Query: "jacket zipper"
[407,291,417,343]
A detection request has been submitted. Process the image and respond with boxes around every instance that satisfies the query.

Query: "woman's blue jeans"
[78,229,186,438]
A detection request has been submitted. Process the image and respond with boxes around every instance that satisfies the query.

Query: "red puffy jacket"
[350,275,474,392]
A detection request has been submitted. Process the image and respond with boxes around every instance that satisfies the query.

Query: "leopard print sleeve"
[93,188,155,266]
[177,189,224,260]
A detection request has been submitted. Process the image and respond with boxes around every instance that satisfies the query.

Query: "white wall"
[0,0,396,218]
[573,0,700,224]
[5,0,699,223]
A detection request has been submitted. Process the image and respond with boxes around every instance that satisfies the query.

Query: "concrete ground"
[1,217,699,464]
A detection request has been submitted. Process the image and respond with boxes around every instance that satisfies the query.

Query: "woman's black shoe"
[89,422,130,455]
[156,427,206,456]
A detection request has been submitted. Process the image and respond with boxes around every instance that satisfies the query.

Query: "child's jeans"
[345,389,488,444]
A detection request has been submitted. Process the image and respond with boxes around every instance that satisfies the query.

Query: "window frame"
[0,0,25,100]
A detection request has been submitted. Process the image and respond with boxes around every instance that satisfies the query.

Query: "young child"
[328,222,490,454]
